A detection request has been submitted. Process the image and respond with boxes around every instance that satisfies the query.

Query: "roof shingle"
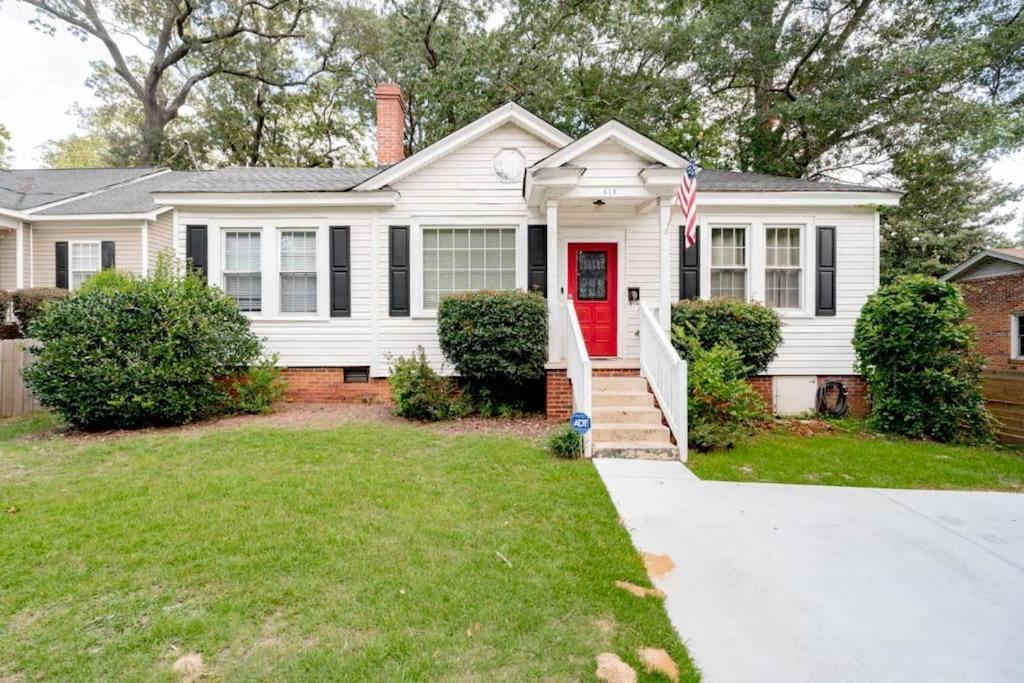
[0,167,162,211]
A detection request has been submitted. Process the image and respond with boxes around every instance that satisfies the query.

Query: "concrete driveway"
[596,459,1024,683]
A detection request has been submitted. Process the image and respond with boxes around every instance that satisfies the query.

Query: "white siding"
[372,122,557,374]
[148,211,174,272]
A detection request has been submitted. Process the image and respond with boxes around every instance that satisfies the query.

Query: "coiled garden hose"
[816,380,849,418]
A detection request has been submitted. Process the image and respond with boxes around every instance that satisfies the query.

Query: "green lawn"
[688,421,1024,491]
[0,414,694,681]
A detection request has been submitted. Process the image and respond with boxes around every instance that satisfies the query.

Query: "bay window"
[223,230,261,312]
[280,230,317,313]
[422,226,516,309]
[765,225,802,309]
[69,241,100,290]
[710,225,747,299]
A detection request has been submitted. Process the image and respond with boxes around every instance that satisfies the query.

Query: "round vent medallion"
[493,148,526,183]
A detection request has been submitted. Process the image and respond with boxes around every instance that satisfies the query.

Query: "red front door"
[568,243,617,357]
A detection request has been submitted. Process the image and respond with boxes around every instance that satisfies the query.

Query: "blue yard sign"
[570,412,591,435]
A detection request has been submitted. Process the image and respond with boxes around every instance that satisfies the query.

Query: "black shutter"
[330,226,351,317]
[101,241,115,270]
[389,226,410,316]
[679,225,700,300]
[527,224,547,297]
[55,241,68,289]
[816,226,836,316]
[185,225,208,282]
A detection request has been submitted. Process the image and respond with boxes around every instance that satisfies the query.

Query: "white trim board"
[532,120,686,171]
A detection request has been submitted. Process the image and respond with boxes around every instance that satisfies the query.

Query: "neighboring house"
[0,84,902,436]
[943,248,1024,373]
[943,249,1024,444]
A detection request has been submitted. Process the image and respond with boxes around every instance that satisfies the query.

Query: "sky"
[1,2,1021,237]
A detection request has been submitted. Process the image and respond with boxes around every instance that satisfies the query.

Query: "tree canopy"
[18,0,1024,277]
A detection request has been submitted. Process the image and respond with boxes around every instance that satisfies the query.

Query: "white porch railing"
[564,298,593,458]
[639,301,688,460]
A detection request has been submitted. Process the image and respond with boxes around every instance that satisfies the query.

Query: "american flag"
[676,158,698,247]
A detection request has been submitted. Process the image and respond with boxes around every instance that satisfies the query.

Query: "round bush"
[852,275,992,443]
[437,290,548,401]
[11,287,69,336]
[671,298,782,375]
[22,270,263,429]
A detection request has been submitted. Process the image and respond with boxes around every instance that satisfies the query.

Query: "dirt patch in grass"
[26,402,560,446]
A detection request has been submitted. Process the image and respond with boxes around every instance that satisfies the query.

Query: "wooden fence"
[982,370,1024,445]
[0,339,41,418]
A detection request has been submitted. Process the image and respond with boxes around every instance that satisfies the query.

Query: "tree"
[0,123,10,167]
[22,0,327,165]
[41,131,111,168]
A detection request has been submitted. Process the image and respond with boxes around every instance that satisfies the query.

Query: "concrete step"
[592,423,672,444]
[592,391,655,408]
[593,376,648,393]
[593,406,664,425]
[592,442,680,460]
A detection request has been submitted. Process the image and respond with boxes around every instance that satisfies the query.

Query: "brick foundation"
[958,274,1024,374]
[281,368,391,403]
[817,375,869,418]
[747,376,774,412]
[546,369,572,420]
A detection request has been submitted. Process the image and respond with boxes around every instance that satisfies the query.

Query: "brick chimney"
[375,83,406,165]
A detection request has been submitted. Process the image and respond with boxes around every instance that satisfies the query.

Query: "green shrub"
[548,425,583,459]
[388,347,465,421]
[681,336,769,451]
[853,275,992,443]
[76,268,135,295]
[0,288,11,310]
[11,287,69,336]
[22,269,262,429]
[437,290,547,410]
[230,355,285,414]
[671,298,782,375]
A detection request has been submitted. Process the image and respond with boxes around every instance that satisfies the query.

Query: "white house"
[0,84,901,457]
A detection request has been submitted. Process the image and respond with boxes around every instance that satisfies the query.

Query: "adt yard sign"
[570,412,591,435]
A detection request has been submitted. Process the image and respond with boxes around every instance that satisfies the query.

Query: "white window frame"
[764,224,804,311]
[708,224,749,301]
[410,218,527,318]
[1012,313,1024,360]
[278,229,319,315]
[68,240,101,291]
[699,215,815,316]
[221,228,263,313]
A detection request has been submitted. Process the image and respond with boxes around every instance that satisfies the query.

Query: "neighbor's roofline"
[19,168,171,215]
[941,249,1024,282]
[352,102,574,191]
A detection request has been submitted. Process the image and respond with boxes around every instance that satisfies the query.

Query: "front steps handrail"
[638,301,688,460]
[564,297,593,457]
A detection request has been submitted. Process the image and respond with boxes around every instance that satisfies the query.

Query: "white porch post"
[546,201,559,362]
[658,199,671,330]
[15,222,25,289]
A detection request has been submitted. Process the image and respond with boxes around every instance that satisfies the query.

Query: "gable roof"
[0,167,163,211]
[352,103,573,191]
[34,171,188,216]
[942,248,1024,282]
[532,119,686,170]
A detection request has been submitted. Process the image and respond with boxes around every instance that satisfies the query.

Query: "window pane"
[71,242,100,271]
[766,269,801,308]
[421,227,516,308]
[281,231,316,272]
[225,232,260,272]
[710,269,746,299]
[225,273,261,311]
[281,273,317,313]
[711,226,747,267]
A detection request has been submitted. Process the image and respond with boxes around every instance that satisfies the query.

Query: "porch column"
[15,222,25,289]
[658,199,671,330]
[546,201,559,362]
